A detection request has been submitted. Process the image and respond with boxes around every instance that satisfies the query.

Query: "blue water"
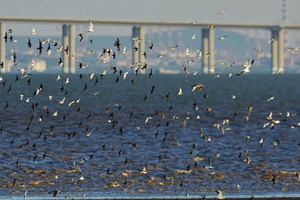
[0,72,299,199]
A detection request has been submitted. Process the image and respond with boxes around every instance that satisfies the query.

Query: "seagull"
[185,47,190,55]
[267,96,275,102]
[178,88,183,95]
[236,59,255,76]
[31,28,36,35]
[87,20,94,32]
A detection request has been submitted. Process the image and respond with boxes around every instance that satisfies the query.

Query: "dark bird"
[149,43,153,49]
[64,45,69,55]
[143,51,147,58]
[78,33,84,42]
[134,46,138,52]
[148,68,153,78]
[150,85,155,94]
[143,93,147,102]
[83,83,88,92]
[37,39,43,55]
[4,101,8,109]
[3,32,7,43]
[9,35,13,42]
[13,52,17,63]
[27,38,32,48]
[0,61,4,69]
[114,37,121,52]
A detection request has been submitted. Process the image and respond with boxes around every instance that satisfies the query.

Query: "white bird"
[65,77,69,84]
[31,28,36,35]
[123,71,129,80]
[53,111,58,117]
[198,50,203,59]
[87,20,94,32]
[57,97,66,105]
[190,34,196,39]
[122,45,127,54]
[218,35,227,40]
[216,189,225,199]
[267,96,275,102]
[20,94,24,100]
[145,116,153,123]
[68,100,75,107]
[185,47,190,55]
[236,59,255,76]
[178,88,183,95]
[56,75,61,81]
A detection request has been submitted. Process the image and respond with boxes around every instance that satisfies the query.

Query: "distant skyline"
[0,0,300,44]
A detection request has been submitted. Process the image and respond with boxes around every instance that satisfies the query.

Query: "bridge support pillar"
[271,30,278,72]
[132,26,139,65]
[271,29,284,73]
[278,29,284,72]
[138,26,145,65]
[202,29,209,73]
[69,24,76,74]
[62,24,69,73]
[0,23,5,73]
[208,28,215,73]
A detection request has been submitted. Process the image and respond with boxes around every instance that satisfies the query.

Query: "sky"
[0,0,300,40]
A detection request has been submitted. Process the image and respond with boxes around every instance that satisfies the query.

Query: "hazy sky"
[0,0,300,37]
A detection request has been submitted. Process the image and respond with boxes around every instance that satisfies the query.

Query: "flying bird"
[236,59,255,76]
[191,84,204,92]
[87,20,94,32]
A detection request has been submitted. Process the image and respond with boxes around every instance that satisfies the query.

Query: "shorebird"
[87,20,94,32]
[268,38,275,43]
[191,84,204,92]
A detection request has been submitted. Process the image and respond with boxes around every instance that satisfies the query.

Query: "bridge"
[1,16,299,73]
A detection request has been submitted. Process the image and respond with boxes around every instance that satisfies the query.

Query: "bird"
[268,38,275,43]
[217,8,227,15]
[218,35,227,40]
[253,47,263,51]
[236,59,255,76]
[191,84,204,92]
[226,61,235,69]
[169,45,178,50]
[178,88,183,95]
[31,28,36,35]
[78,33,84,41]
[87,20,94,32]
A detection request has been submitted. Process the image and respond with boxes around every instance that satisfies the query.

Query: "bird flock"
[0,10,300,200]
